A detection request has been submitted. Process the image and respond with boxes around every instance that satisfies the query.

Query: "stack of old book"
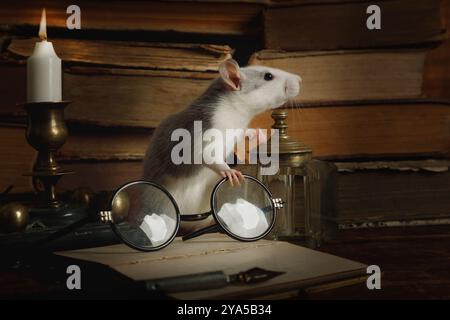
[0,0,272,193]
[0,40,234,192]
[0,0,449,230]
[250,0,450,228]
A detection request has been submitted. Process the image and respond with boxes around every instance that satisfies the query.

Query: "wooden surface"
[1,225,450,299]
[314,225,450,299]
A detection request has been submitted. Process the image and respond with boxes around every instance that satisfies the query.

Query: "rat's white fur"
[142,61,301,231]
[211,65,301,165]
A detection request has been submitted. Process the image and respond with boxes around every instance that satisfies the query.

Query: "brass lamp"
[258,108,338,248]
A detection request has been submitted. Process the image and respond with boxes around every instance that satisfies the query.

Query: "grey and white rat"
[142,59,301,231]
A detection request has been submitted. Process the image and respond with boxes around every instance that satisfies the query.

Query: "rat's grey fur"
[143,78,222,182]
[143,68,276,181]
[142,63,301,222]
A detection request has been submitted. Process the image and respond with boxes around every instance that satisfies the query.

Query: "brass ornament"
[69,187,95,209]
[111,191,130,223]
[258,107,338,248]
[266,108,312,169]
[0,202,29,233]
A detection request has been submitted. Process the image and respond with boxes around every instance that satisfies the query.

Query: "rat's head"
[218,59,301,114]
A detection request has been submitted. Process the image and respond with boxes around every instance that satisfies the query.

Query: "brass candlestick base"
[23,101,74,210]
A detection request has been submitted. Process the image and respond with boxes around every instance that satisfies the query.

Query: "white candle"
[27,9,62,103]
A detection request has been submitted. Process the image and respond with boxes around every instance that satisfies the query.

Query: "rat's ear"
[219,59,242,91]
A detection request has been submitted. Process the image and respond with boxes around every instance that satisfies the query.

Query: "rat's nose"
[285,77,301,97]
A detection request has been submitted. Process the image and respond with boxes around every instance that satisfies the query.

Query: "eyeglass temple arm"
[180,211,212,221]
[182,224,220,241]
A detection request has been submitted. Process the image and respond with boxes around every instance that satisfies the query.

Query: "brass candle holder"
[23,101,74,210]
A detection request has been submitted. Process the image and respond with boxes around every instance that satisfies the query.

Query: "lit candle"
[27,9,62,103]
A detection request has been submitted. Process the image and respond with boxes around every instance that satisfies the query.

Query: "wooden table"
[1,225,449,299]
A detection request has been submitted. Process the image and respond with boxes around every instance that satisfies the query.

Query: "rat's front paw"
[220,169,244,186]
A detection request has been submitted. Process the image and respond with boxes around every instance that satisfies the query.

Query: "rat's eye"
[264,72,274,81]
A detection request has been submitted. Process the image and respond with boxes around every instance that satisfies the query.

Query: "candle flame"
[38,8,47,41]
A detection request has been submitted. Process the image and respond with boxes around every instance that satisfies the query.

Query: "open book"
[56,234,367,299]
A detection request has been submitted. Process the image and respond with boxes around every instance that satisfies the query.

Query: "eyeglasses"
[181,175,282,243]
[41,175,283,251]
